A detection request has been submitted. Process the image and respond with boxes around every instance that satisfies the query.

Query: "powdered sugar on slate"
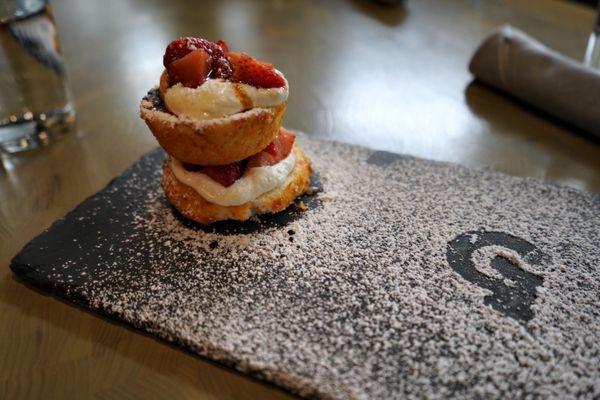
[13,135,600,399]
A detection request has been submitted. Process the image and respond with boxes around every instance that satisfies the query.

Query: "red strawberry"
[163,37,232,84]
[166,49,211,87]
[164,37,203,66]
[202,161,244,187]
[216,40,229,53]
[187,129,295,186]
[164,37,222,65]
[228,52,286,89]
[247,129,295,168]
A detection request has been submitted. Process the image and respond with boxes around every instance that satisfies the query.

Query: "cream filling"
[164,76,288,121]
[170,149,296,207]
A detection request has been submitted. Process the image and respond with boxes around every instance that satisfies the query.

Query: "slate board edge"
[10,263,330,400]
[324,135,598,198]
[9,263,325,400]
[363,148,598,198]
[9,148,161,276]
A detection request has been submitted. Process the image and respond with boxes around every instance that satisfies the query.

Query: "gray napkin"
[469,25,600,138]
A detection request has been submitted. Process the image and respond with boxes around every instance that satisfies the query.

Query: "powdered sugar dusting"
[471,245,535,281]
[12,135,600,399]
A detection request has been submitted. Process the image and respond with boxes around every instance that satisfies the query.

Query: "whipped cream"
[170,149,296,206]
[164,76,288,121]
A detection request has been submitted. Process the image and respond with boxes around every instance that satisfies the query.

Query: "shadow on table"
[0,274,295,399]
[464,80,600,146]
[347,0,407,26]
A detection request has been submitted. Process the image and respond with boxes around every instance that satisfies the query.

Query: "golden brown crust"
[162,146,313,224]
[141,79,286,166]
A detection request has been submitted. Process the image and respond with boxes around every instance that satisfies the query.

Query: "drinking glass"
[0,0,75,154]
[584,3,600,69]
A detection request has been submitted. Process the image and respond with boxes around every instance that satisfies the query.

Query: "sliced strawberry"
[202,161,244,187]
[164,37,203,66]
[164,37,232,84]
[167,49,211,87]
[228,51,285,89]
[164,37,221,65]
[247,129,295,168]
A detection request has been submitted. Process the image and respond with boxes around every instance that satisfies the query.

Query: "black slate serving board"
[11,136,600,399]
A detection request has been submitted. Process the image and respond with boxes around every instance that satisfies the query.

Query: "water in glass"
[0,0,74,153]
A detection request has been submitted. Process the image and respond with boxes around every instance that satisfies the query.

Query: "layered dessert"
[140,37,312,224]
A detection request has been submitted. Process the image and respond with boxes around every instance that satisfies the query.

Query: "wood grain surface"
[1,0,599,399]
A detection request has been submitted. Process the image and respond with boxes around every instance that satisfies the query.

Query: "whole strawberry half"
[228,52,286,89]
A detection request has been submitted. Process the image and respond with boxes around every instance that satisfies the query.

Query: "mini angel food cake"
[140,37,312,224]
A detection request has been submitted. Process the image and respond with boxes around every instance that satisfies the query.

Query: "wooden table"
[1,0,599,398]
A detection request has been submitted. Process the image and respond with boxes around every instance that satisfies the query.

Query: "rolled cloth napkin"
[469,25,600,138]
